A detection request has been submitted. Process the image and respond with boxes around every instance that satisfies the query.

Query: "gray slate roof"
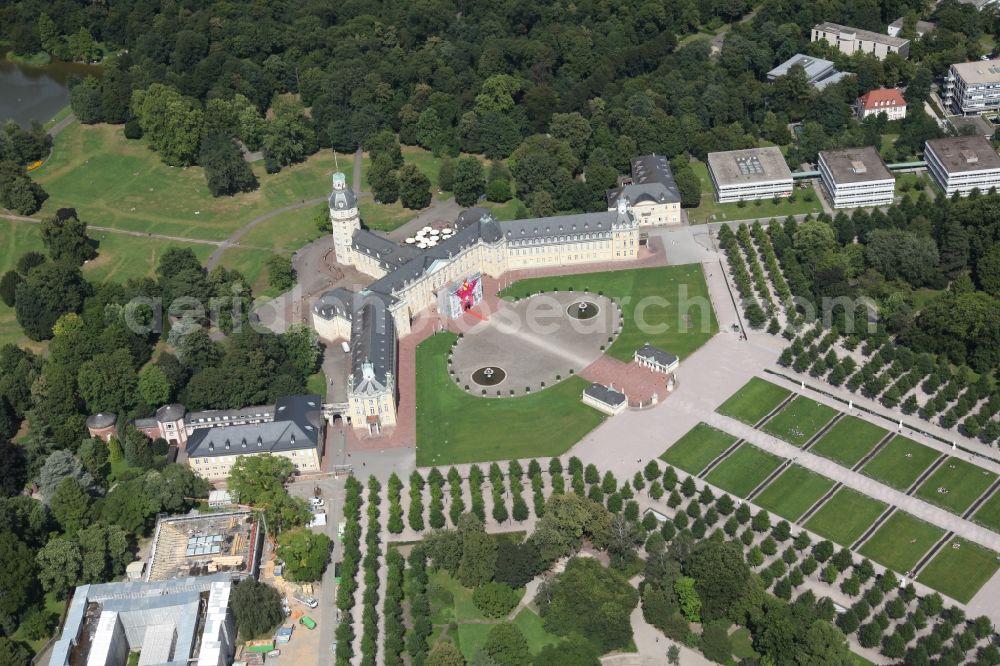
[607,154,681,206]
[329,187,357,211]
[350,303,396,394]
[86,412,116,429]
[185,395,322,458]
[352,229,422,271]
[584,383,627,407]
[314,287,358,321]
[156,404,186,422]
[636,343,678,368]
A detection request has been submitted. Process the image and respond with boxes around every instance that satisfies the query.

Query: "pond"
[0,49,101,127]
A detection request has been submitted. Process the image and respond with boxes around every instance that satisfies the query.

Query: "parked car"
[299,615,317,630]
[292,592,318,608]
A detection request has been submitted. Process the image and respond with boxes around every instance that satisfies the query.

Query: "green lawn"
[973,489,1000,532]
[500,264,718,362]
[914,457,997,515]
[659,423,737,474]
[730,627,758,661]
[917,538,1000,603]
[415,332,605,465]
[760,396,837,446]
[32,122,353,240]
[427,569,557,660]
[238,203,327,253]
[858,512,944,574]
[861,436,941,491]
[11,591,65,654]
[808,416,888,468]
[482,198,525,221]
[686,160,823,225]
[704,444,784,498]
[307,370,326,397]
[753,465,835,522]
[0,219,46,348]
[716,377,791,426]
[805,488,887,546]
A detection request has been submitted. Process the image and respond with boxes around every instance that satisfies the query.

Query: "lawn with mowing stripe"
[415,332,604,465]
[660,423,737,474]
[809,416,888,467]
[704,444,784,497]
[753,465,835,521]
[805,488,887,546]
[973,490,1000,532]
[917,538,1000,603]
[861,436,941,490]
[858,512,944,574]
[761,396,838,446]
[500,264,717,362]
[716,377,791,425]
[915,457,997,515]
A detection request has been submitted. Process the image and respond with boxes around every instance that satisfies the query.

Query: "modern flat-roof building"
[942,59,1000,115]
[924,136,1000,196]
[766,54,850,90]
[856,88,907,121]
[49,574,236,666]
[706,147,794,202]
[811,22,910,59]
[818,147,895,208]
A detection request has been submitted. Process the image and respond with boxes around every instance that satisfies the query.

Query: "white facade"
[707,147,794,203]
[942,59,1000,115]
[811,22,910,60]
[925,137,1000,196]
[818,149,895,209]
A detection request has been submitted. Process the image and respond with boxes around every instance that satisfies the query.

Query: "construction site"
[145,511,262,582]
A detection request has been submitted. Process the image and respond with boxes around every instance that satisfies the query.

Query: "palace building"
[313,157,674,436]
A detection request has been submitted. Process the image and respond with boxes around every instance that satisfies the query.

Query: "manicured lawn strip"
[481,198,525,221]
[861,436,941,491]
[805,488,887,546]
[216,246,279,299]
[760,396,837,446]
[858,512,944,574]
[686,160,822,225]
[84,232,214,284]
[0,219,46,347]
[704,444,784,498]
[306,370,326,397]
[914,457,997,515]
[659,423,737,474]
[500,264,717,362]
[716,377,791,426]
[973,489,1000,532]
[415,332,604,465]
[809,416,888,467]
[238,203,327,252]
[753,465,835,522]
[917,538,1000,603]
[359,199,417,232]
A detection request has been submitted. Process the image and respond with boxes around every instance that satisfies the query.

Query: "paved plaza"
[448,292,619,393]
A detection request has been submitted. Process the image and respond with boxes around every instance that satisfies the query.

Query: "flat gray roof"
[707,147,793,187]
[767,54,835,81]
[813,22,909,48]
[951,58,1000,85]
[926,135,1000,172]
[819,147,893,184]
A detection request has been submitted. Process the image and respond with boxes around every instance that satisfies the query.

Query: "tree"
[0,437,28,497]
[674,576,701,622]
[428,641,466,666]
[702,622,733,663]
[14,261,88,340]
[532,635,600,666]
[0,638,31,666]
[228,454,295,504]
[200,134,258,196]
[78,349,139,415]
[797,619,852,665]
[368,154,400,203]
[0,532,38,633]
[453,156,486,207]
[439,158,455,191]
[684,540,751,623]
[484,621,531,666]
[131,84,204,166]
[266,254,296,292]
[38,450,93,498]
[473,582,520,618]
[399,164,432,209]
[0,271,21,307]
[0,161,47,215]
[39,211,97,266]
[277,528,331,582]
[36,536,82,597]
[138,365,171,406]
[50,478,92,534]
[457,513,497,587]
[494,540,543,588]
[231,579,284,638]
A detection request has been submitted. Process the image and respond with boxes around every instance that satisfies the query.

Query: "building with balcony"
[707,147,794,202]
[811,22,910,59]
[925,136,1000,196]
[942,59,1000,115]
[818,147,895,208]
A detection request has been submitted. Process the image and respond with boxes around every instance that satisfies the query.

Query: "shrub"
[473,582,520,618]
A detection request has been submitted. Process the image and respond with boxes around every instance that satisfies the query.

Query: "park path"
[0,212,242,247]
[204,196,328,269]
[47,112,76,138]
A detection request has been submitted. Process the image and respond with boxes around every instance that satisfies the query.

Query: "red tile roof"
[858,88,906,110]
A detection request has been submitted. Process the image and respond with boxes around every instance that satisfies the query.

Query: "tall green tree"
[276,528,332,582]
[39,211,97,266]
[200,134,258,196]
[453,156,485,207]
[131,84,205,166]
[399,164,432,209]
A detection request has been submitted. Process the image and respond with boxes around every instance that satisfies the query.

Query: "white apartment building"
[818,147,895,208]
[942,59,1000,115]
[811,22,910,60]
[706,147,794,202]
[925,136,1000,196]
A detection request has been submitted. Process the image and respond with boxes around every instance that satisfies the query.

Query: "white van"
[341,341,350,353]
